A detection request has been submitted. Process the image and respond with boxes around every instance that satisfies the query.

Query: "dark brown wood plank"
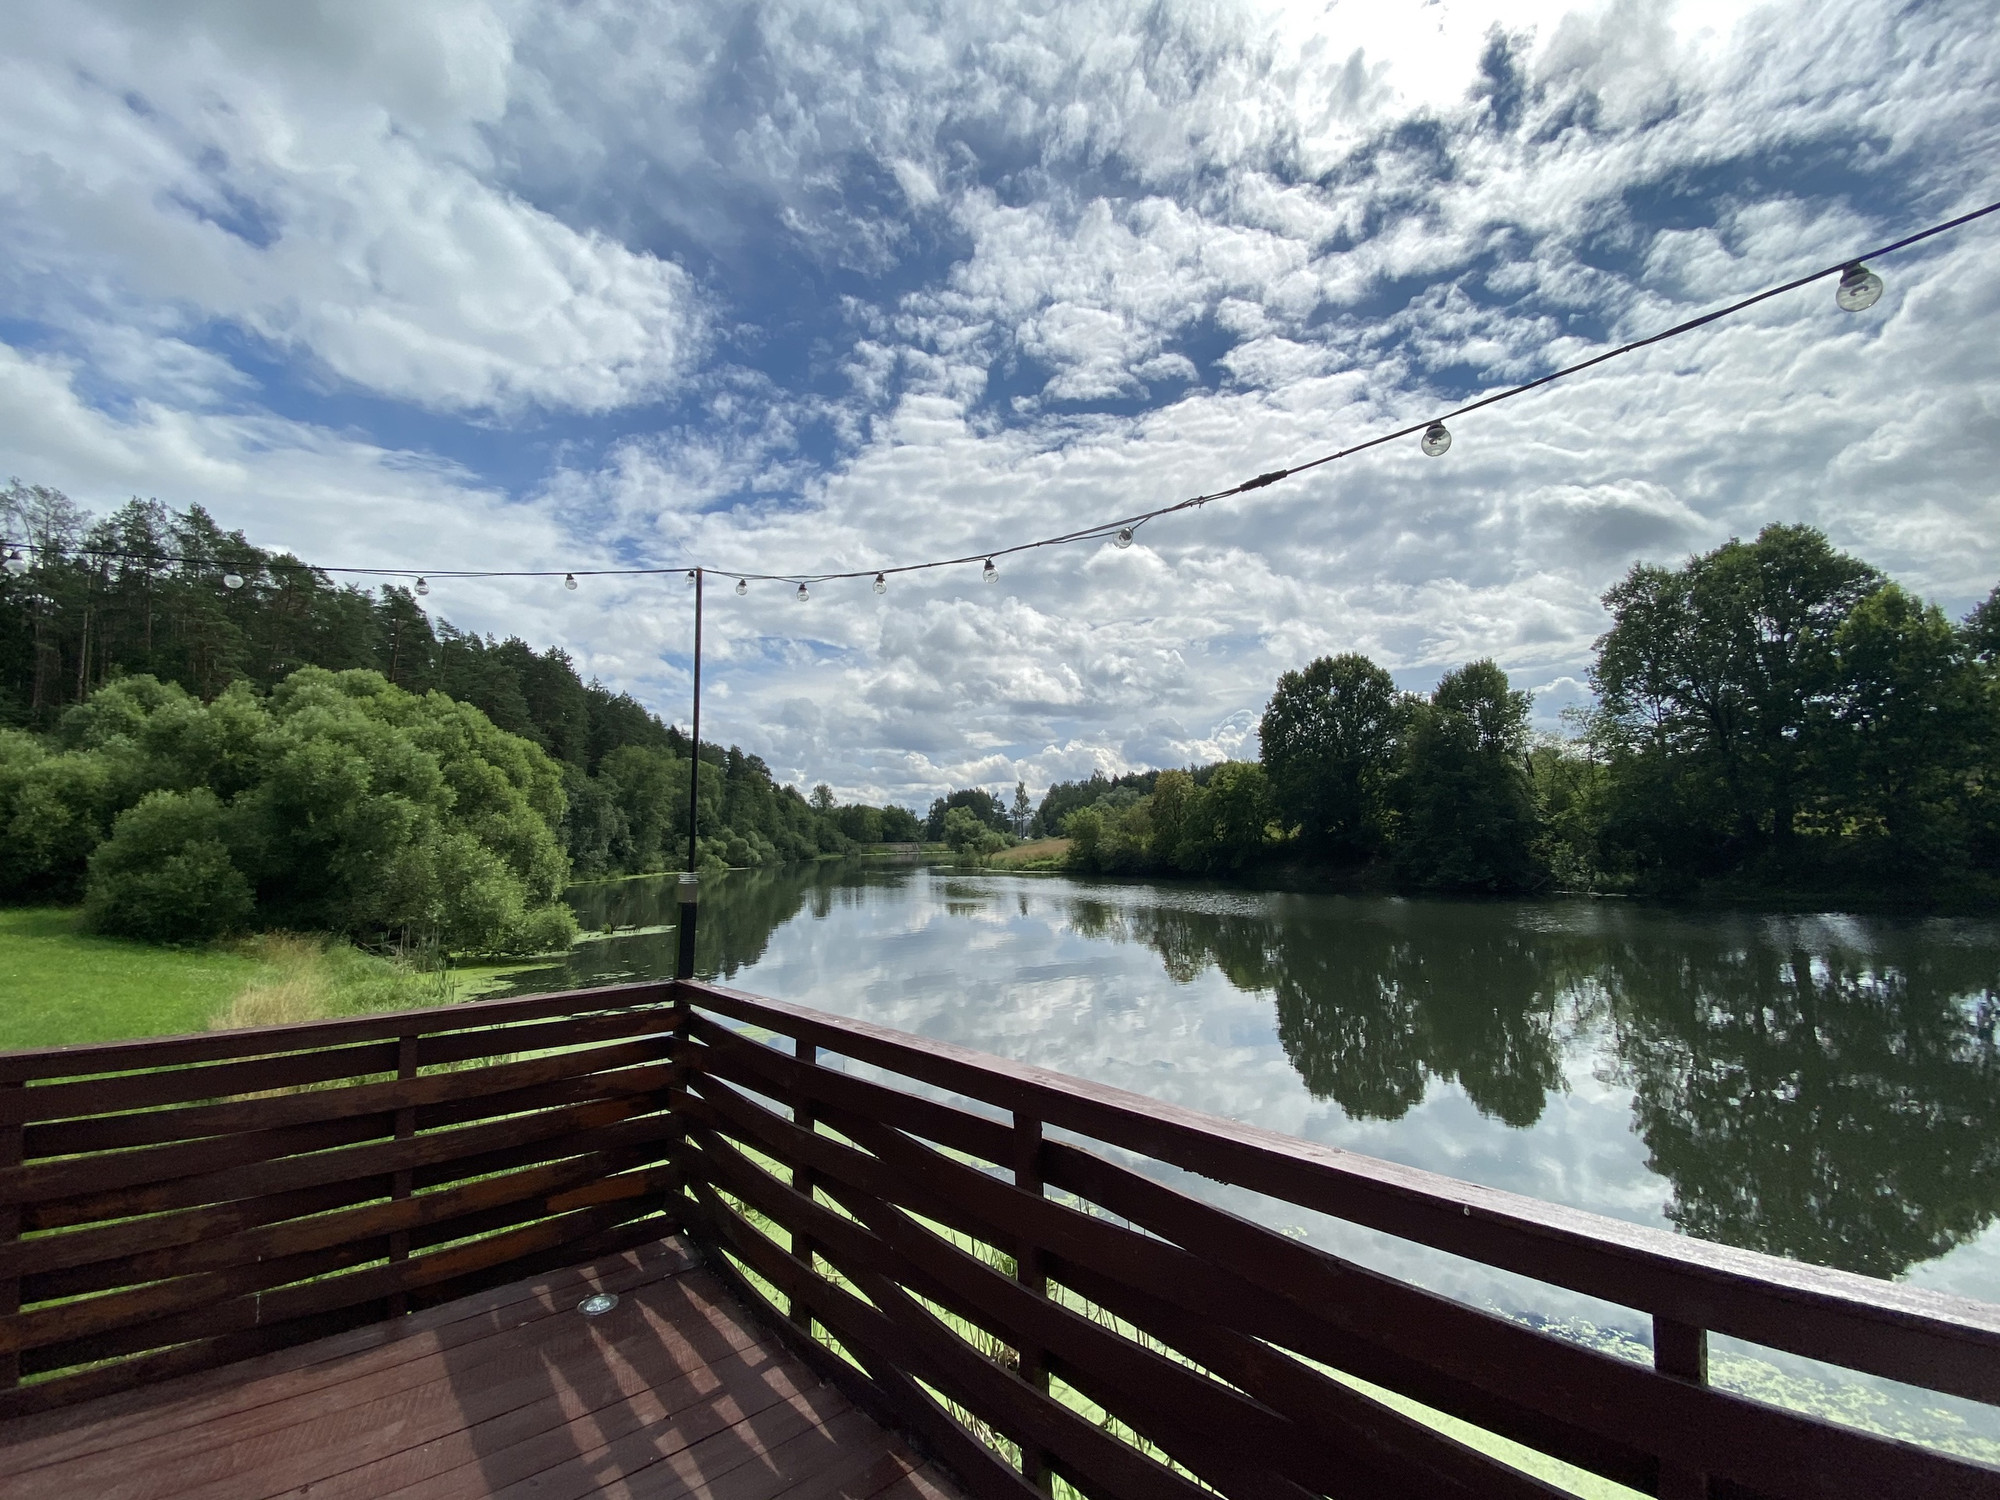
[0,1237,698,1470]
[301,1317,804,1500]
[20,1091,673,1231]
[25,1036,671,1158]
[686,1019,1011,1165]
[684,1213,1039,1500]
[692,1124,1327,1500]
[0,982,675,1083]
[19,1041,404,1124]
[687,1065,2000,1500]
[687,1070,1630,1486]
[21,1199,671,1377]
[0,1237,962,1500]
[95,1276,778,1500]
[435,1361,866,1500]
[680,979,2000,1406]
[415,1004,676,1069]
[686,1174,1209,1500]
[13,1134,663,1295]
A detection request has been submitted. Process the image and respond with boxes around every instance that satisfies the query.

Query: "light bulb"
[564,573,578,591]
[795,582,809,602]
[2,549,25,577]
[222,572,244,590]
[415,577,430,596]
[873,572,887,594]
[1420,422,1452,457]
[735,577,747,596]
[982,558,997,584]
[1115,528,1134,549]
[686,569,697,587]
[1836,262,1883,313]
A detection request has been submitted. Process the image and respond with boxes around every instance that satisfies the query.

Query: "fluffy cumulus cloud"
[2,0,1997,806]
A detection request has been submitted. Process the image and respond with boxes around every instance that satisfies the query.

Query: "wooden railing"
[671,979,2000,1500]
[0,981,681,1415]
[3,977,1999,1500]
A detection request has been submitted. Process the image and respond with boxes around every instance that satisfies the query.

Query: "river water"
[498,858,2000,1445]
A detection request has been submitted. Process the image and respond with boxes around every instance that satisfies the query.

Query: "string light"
[982,558,997,584]
[735,577,748,595]
[1837,262,1884,312]
[1,200,1991,601]
[564,573,578,590]
[222,572,245,589]
[2,549,25,577]
[796,582,809,602]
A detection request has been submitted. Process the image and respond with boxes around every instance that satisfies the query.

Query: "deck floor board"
[0,1237,958,1500]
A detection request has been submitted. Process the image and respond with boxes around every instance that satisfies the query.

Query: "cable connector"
[1238,469,1289,491]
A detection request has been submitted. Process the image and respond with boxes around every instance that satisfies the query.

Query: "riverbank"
[0,907,544,1048]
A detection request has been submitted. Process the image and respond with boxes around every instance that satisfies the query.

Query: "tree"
[1593,526,1882,874]
[1395,660,1539,892]
[1829,585,1987,872]
[1964,584,2000,663]
[10,669,580,953]
[1172,762,1273,874]
[1259,653,1405,860]
[925,787,1009,841]
[810,782,835,813]
[1011,781,1032,837]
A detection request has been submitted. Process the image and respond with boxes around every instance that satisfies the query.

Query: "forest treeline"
[0,482,917,944]
[1036,525,2000,902]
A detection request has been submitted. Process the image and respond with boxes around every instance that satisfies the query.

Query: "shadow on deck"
[0,1236,959,1500]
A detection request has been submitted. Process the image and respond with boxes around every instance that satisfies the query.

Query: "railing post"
[675,872,699,981]
[0,1080,22,1391]
[790,1037,819,1336]
[1013,1112,1053,1493]
[1654,1315,1710,1500]
[670,988,693,1223]
[387,1032,419,1318]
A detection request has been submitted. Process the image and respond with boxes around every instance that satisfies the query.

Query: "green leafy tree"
[1259,653,1406,860]
[1829,585,1987,872]
[31,669,578,953]
[925,787,1010,841]
[1594,526,1882,877]
[1396,660,1539,892]
[1172,762,1273,874]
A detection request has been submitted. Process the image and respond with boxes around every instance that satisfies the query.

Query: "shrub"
[84,788,255,943]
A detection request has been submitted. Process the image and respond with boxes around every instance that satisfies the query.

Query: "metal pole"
[676,568,703,980]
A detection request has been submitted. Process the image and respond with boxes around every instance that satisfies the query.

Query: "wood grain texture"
[679,979,2000,1405]
[0,1235,961,1500]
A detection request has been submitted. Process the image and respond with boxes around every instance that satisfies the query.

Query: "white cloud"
[0,0,702,413]
[3,0,1998,810]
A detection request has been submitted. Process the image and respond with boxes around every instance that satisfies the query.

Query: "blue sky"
[3,0,1997,807]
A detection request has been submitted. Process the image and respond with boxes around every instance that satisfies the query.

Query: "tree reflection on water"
[1100,895,2000,1279]
[1607,941,2000,1278]
[532,864,2000,1281]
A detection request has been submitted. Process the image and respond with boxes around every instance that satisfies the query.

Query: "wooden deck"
[0,1236,962,1500]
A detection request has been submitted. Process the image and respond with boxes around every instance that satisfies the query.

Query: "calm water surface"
[500,859,2000,1418]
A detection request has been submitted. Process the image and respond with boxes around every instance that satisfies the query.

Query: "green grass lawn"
[0,907,267,1051]
[0,909,557,1053]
